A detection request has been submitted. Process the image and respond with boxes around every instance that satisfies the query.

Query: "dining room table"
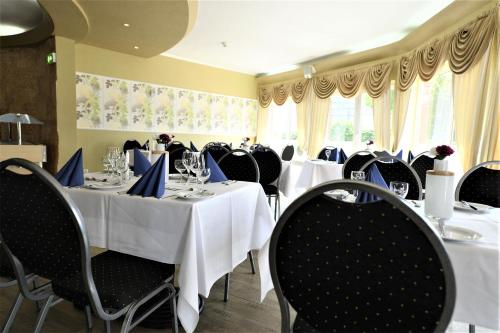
[65,173,276,333]
[295,159,344,191]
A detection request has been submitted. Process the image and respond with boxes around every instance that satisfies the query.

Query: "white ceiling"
[162,0,454,76]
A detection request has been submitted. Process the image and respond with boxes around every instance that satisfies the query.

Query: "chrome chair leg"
[33,295,54,333]
[223,273,230,302]
[1,291,24,333]
[170,286,179,333]
[248,251,256,274]
[104,320,111,333]
[84,305,93,331]
[469,324,475,333]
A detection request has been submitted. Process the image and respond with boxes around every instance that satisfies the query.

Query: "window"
[399,64,454,153]
[325,93,374,153]
[265,98,297,152]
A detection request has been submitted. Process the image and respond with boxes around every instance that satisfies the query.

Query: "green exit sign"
[47,52,56,64]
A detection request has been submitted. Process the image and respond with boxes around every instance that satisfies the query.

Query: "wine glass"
[325,149,331,161]
[198,168,211,192]
[116,154,130,185]
[174,159,186,183]
[182,151,194,185]
[389,181,409,199]
[350,171,365,181]
[190,153,205,192]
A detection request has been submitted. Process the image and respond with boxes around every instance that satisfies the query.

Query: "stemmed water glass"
[182,151,194,185]
[116,154,130,185]
[351,171,366,197]
[174,159,186,183]
[325,149,331,161]
[389,181,409,199]
[190,153,205,192]
[198,168,211,193]
[106,147,120,178]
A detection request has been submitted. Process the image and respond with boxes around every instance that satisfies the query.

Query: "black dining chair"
[342,150,377,179]
[455,160,500,208]
[361,156,423,200]
[217,149,260,302]
[166,141,185,152]
[168,147,191,174]
[202,144,230,163]
[0,158,178,333]
[410,152,435,189]
[123,140,142,153]
[281,145,294,161]
[269,180,456,333]
[251,147,282,219]
[373,150,391,157]
[317,146,337,161]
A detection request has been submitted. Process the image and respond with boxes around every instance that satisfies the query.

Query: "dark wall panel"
[0,37,58,173]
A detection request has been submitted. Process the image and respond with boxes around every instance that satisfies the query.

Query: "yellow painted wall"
[70,44,257,171]
[55,36,77,168]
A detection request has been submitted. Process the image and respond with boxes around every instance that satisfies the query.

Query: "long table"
[66,175,275,333]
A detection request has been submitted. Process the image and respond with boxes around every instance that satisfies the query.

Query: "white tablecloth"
[66,176,275,333]
[296,160,343,190]
[410,204,499,329]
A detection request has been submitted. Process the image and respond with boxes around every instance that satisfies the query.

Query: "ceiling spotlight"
[123,23,130,27]
[220,41,227,48]
[303,65,316,79]
[133,46,139,49]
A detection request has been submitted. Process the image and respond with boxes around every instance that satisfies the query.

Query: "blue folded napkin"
[127,153,166,199]
[395,149,403,159]
[190,141,198,152]
[206,152,228,182]
[355,164,388,203]
[56,148,84,187]
[134,148,151,176]
[407,151,414,163]
[337,149,348,164]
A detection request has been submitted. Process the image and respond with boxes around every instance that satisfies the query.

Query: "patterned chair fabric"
[281,145,294,161]
[168,147,190,174]
[342,152,376,179]
[456,162,500,208]
[218,150,260,183]
[251,148,282,195]
[166,141,185,152]
[52,251,175,310]
[270,181,455,333]
[410,153,435,189]
[203,145,230,163]
[362,158,422,200]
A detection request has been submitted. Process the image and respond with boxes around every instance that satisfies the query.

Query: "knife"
[461,200,478,211]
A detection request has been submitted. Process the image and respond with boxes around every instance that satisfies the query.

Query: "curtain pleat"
[256,106,270,143]
[337,70,365,98]
[272,84,290,106]
[397,52,418,91]
[291,79,311,104]
[373,90,391,151]
[258,87,272,108]
[365,63,392,98]
[312,75,336,99]
[417,39,447,81]
[391,88,412,152]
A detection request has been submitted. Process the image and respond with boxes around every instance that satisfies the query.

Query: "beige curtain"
[391,89,412,152]
[453,34,499,171]
[373,90,392,151]
[256,106,269,143]
[295,89,331,158]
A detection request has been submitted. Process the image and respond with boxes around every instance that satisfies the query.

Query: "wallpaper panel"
[76,72,258,135]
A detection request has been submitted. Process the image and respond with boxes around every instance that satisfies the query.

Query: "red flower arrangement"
[156,133,175,144]
[431,145,455,160]
[366,140,374,145]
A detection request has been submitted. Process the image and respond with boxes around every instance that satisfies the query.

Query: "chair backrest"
[218,149,260,182]
[410,152,435,189]
[317,146,336,161]
[202,144,230,163]
[373,150,391,157]
[361,157,423,200]
[168,147,191,174]
[166,141,185,152]
[455,160,500,207]
[269,180,455,333]
[251,147,282,185]
[342,150,376,179]
[281,145,294,161]
[0,158,107,316]
[123,140,141,153]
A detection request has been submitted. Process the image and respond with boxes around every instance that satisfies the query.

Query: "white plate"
[84,182,125,190]
[454,201,494,213]
[442,225,482,242]
[175,190,215,200]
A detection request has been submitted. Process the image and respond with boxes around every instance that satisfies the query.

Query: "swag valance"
[258,6,498,107]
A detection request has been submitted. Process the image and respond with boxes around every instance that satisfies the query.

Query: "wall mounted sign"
[76,72,258,135]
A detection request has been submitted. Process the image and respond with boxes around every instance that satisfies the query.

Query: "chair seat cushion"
[293,314,320,333]
[262,184,278,195]
[52,251,174,310]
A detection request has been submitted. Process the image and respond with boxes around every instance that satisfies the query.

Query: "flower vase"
[156,143,166,152]
[424,159,454,225]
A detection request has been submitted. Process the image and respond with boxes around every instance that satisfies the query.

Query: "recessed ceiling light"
[133,46,139,49]
[123,23,130,27]
[220,41,227,48]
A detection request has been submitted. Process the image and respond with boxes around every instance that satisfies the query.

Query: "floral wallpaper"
[76,72,258,135]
